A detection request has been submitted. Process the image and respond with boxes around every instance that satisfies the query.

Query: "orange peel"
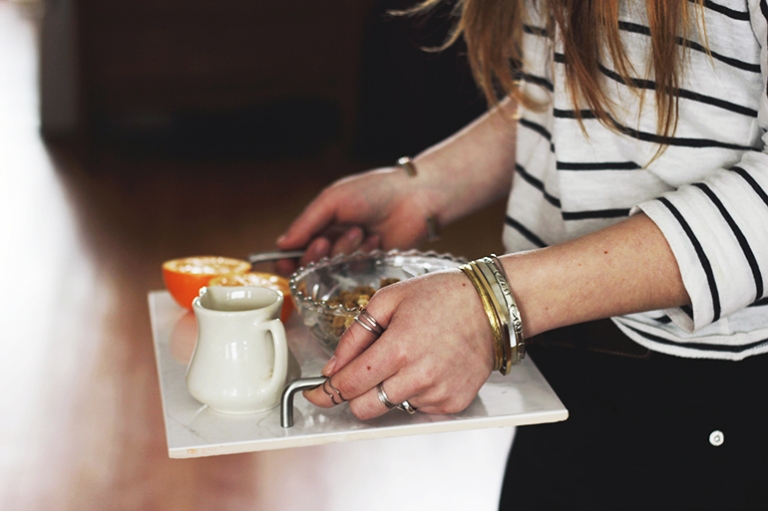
[209,271,294,323]
[162,256,251,310]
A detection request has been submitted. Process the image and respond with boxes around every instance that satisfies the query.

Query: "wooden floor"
[0,2,515,510]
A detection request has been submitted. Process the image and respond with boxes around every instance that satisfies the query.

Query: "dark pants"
[499,321,768,511]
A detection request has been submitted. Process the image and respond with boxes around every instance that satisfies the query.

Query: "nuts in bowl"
[289,250,466,354]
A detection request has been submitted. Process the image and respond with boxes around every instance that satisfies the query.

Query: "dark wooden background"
[71,0,485,166]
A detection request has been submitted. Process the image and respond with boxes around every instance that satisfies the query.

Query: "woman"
[277,1,768,508]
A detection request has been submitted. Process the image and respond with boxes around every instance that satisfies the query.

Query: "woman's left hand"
[304,269,495,419]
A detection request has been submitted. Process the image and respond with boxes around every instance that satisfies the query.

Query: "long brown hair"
[411,0,707,140]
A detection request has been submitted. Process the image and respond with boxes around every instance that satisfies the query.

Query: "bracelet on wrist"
[472,259,514,374]
[478,256,525,368]
[459,263,505,372]
[397,156,418,177]
[396,156,440,242]
[460,255,526,375]
[472,260,514,373]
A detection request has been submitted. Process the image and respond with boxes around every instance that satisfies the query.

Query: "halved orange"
[209,271,294,323]
[162,256,251,310]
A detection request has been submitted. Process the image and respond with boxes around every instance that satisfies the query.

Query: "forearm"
[499,213,691,337]
[412,97,518,226]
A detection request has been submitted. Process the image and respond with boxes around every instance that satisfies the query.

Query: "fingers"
[274,237,330,275]
[275,170,385,253]
[305,300,395,408]
[305,282,417,413]
[315,362,479,420]
[304,337,397,411]
[306,303,425,418]
[304,360,474,419]
[325,289,399,376]
[274,227,382,275]
[276,191,337,252]
[327,227,382,256]
[302,271,495,420]
[360,233,381,252]
[299,237,331,267]
[329,226,364,256]
[349,374,420,420]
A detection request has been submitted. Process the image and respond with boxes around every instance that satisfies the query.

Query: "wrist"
[395,156,442,242]
[493,214,690,339]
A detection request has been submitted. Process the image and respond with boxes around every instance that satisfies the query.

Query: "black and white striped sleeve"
[632,0,768,332]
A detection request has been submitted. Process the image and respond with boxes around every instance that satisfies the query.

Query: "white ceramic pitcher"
[187,286,289,414]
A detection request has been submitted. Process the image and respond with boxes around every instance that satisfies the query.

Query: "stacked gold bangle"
[459,255,525,375]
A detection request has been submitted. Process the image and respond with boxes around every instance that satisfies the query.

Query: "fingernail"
[276,234,287,245]
[348,228,363,242]
[322,356,337,376]
[310,238,330,259]
[363,234,381,251]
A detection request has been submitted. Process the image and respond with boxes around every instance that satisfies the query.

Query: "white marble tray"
[148,290,568,458]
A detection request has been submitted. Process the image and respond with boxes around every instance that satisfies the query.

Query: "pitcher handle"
[257,318,289,401]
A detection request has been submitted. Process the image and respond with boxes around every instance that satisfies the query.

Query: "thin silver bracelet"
[396,156,440,242]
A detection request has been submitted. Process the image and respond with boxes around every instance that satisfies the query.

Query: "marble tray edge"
[168,409,569,459]
[148,290,569,458]
[148,292,178,456]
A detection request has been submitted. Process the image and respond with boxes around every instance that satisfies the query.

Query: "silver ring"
[397,400,417,414]
[354,315,381,335]
[326,376,345,402]
[322,378,341,405]
[355,309,385,336]
[376,382,397,410]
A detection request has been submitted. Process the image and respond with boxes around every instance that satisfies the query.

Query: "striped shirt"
[503,0,768,360]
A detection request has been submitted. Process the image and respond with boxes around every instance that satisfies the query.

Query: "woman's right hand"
[275,165,441,274]
[274,99,522,274]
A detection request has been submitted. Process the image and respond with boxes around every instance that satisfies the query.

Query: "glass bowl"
[289,250,466,354]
